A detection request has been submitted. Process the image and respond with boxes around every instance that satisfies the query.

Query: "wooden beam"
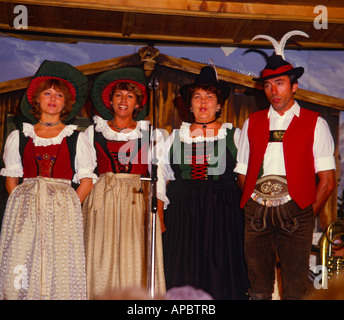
[294,89,344,111]
[1,0,343,49]
[243,40,344,50]
[121,12,135,37]
[1,23,343,49]
[2,0,344,23]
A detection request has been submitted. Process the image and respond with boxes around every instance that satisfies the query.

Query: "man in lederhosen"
[235,32,336,300]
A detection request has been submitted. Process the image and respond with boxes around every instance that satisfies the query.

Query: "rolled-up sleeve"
[313,117,336,173]
[234,119,250,175]
[73,130,98,184]
[156,130,176,208]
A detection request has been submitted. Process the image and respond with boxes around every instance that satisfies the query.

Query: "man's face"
[263,75,298,115]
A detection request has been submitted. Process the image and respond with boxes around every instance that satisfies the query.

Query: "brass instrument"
[319,219,344,285]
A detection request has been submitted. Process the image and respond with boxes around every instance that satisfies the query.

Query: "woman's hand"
[76,178,94,204]
[157,199,166,233]
[5,176,19,194]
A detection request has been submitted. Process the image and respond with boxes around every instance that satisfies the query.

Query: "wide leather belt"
[251,175,291,207]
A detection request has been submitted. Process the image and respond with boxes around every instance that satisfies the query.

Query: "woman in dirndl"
[0,60,94,300]
[83,67,165,299]
[159,66,249,300]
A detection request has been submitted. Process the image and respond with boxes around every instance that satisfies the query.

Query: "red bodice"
[185,143,212,180]
[23,138,73,180]
[95,139,149,175]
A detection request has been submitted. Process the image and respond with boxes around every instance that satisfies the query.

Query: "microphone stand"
[145,75,159,299]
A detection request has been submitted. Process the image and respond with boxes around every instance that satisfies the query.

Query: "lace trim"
[23,122,77,146]
[179,122,233,144]
[0,167,23,178]
[93,115,149,141]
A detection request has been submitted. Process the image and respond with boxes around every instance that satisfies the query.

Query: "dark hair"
[31,79,74,121]
[187,84,224,118]
[289,74,298,85]
[109,82,143,118]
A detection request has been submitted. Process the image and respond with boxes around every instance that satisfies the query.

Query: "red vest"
[240,107,319,209]
[23,138,73,180]
[94,130,149,176]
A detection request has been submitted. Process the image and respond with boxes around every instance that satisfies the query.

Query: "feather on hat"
[252,30,309,82]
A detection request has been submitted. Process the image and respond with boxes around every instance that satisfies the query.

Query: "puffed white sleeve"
[156,129,176,208]
[0,130,23,177]
[233,127,242,149]
[234,119,249,175]
[73,128,98,184]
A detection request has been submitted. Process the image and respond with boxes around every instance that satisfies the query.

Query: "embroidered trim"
[252,175,291,207]
[35,153,57,177]
[269,130,286,142]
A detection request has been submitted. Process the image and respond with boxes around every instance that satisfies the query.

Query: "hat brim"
[179,82,231,103]
[20,60,89,124]
[91,68,148,121]
[253,67,304,82]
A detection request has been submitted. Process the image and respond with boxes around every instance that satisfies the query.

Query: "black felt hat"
[179,66,230,103]
[253,54,304,82]
[21,60,89,123]
[251,30,308,82]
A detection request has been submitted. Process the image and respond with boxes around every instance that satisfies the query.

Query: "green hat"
[91,67,148,121]
[21,60,89,123]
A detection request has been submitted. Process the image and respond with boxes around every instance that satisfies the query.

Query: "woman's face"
[111,89,139,119]
[190,88,221,123]
[37,86,65,117]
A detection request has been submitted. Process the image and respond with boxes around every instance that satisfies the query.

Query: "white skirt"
[0,177,87,300]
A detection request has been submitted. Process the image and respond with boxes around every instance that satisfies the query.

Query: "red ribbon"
[261,64,293,78]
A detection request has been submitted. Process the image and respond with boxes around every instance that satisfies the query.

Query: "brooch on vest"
[269,130,286,142]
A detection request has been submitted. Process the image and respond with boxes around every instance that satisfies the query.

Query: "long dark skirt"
[163,177,249,300]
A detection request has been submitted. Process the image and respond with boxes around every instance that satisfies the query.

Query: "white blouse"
[0,122,97,184]
[234,102,336,176]
[84,116,169,204]
[158,121,241,207]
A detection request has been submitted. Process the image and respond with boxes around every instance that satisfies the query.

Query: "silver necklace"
[39,120,61,127]
[113,120,134,132]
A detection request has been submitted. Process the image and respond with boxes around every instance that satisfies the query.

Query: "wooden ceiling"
[0,0,344,49]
